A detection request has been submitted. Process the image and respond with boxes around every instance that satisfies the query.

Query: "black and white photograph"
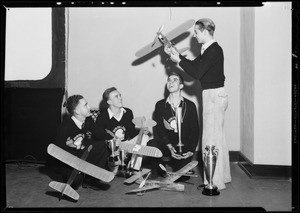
[1,1,297,211]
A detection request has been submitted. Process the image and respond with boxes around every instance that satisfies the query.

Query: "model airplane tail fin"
[49,181,79,200]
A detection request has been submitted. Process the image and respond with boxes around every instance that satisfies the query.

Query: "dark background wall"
[3,8,66,163]
[4,88,65,162]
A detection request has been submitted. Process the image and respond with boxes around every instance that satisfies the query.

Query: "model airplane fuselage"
[156,32,172,48]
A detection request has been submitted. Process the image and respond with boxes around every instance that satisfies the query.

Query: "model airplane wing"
[135,19,195,58]
[47,143,115,182]
[124,168,151,184]
[119,142,162,158]
[159,164,198,177]
[164,19,195,44]
[164,160,198,183]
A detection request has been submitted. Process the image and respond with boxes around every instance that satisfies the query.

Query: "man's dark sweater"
[153,98,199,153]
[53,116,109,182]
[94,107,139,141]
[179,42,225,90]
[54,116,97,156]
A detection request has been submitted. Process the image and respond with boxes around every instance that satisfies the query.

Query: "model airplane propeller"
[135,19,195,58]
[125,161,198,195]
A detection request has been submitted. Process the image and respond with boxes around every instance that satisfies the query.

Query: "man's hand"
[113,137,122,147]
[141,127,150,135]
[181,151,194,159]
[164,46,181,63]
[167,144,182,160]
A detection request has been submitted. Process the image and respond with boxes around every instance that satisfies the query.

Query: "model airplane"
[126,160,198,195]
[47,143,115,201]
[135,19,195,58]
[126,116,157,171]
[106,117,162,176]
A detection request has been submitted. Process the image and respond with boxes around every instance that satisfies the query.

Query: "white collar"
[166,96,184,109]
[71,116,84,129]
[202,39,216,52]
[108,107,126,121]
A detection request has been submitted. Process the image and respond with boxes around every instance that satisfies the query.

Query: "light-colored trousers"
[202,87,231,190]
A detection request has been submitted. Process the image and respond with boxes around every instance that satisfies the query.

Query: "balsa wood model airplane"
[125,160,198,196]
[47,143,115,201]
[135,19,195,58]
[106,117,162,176]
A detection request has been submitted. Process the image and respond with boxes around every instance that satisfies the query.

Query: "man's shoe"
[148,172,158,180]
[161,172,168,178]
[82,178,111,191]
[158,169,168,178]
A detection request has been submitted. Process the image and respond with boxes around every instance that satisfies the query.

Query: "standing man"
[164,18,231,190]
[52,95,110,191]
[149,72,199,180]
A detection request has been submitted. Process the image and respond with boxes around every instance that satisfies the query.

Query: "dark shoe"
[82,177,111,191]
[158,169,168,178]
[161,172,168,178]
[148,172,158,180]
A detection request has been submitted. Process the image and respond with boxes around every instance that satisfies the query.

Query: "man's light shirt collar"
[166,96,184,109]
[108,107,126,121]
[71,116,84,129]
[202,39,216,52]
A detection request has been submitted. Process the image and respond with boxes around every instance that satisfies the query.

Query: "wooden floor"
[3,161,292,211]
